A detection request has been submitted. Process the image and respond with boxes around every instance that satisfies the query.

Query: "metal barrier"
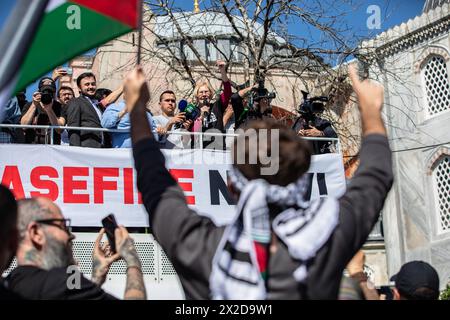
[0,123,341,153]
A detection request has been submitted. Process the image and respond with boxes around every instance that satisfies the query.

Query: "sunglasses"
[35,218,72,234]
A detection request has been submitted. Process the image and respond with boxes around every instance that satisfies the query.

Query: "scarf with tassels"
[209,167,339,299]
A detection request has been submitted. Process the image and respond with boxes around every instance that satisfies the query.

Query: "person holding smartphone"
[6,198,146,300]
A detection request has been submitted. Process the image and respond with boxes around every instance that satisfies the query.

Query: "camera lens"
[41,93,52,104]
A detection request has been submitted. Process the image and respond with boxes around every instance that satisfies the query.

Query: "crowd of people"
[0,63,444,300]
[0,62,337,153]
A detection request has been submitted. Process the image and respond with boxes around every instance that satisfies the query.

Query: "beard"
[41,233,75,270]
[82,89,96,99]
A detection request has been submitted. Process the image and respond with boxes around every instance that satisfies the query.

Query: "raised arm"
[100,84,124,108]
[127,68,225,298]
[217,60,231,107]
[101,103,126,129]
[337,64,393,253]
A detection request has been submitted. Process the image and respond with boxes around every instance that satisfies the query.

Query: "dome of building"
[153,11,286,45]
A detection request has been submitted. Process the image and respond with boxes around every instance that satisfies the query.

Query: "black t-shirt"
[6,266,117,300]
[21,100,63,144]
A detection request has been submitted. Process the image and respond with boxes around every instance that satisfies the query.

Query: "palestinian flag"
[0,0,49,119]
[14,0,140,93]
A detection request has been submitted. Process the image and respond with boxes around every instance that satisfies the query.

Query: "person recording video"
[292,91,337,154]
[230,80,275,130]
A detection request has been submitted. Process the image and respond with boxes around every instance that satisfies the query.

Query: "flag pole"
[137,0,143,65]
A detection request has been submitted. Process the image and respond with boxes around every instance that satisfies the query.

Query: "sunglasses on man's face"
[35,218,72,234]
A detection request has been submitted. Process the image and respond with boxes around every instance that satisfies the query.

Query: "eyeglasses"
[35,218,72,234]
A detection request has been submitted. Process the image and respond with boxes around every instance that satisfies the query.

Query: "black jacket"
[292,115,338,154]
[66,96,103,148]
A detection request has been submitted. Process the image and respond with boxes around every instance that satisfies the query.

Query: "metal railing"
[0,123,341,153]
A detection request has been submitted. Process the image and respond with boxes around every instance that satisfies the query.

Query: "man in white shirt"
[153,90,192,149]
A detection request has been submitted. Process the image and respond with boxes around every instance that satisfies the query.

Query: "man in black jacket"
[126,64,393,299]
[66,72,105,147]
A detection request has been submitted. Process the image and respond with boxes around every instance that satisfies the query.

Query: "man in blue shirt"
[0,97,21,143]
[101,99,159,148]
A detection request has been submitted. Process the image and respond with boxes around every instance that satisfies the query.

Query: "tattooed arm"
[115,226,146,300]
[91,229,120,286]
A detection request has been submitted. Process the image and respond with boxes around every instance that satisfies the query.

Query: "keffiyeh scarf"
[209,167,339,299]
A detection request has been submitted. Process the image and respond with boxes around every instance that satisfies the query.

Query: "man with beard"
[57,86,75,145]
[5,197,146,300]
[66,72,105,147]
[0,185,22,300]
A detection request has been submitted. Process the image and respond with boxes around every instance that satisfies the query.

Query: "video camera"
[251,79,276,102]
[297,90,328,116]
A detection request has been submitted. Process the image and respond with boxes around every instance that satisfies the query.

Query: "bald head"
[17,197,62,242]
[36,197,62,218]
[16,197,74,270]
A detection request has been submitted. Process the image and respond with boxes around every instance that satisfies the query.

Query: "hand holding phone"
[101,214,118,253]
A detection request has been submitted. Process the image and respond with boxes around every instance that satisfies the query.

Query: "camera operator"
[20,77,65,144]
[230,81,275,129]
[292,91,337,154]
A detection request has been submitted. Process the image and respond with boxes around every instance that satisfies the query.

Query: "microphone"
[174,99,189,129]
[178,99,188,112]
[201,99,209,117]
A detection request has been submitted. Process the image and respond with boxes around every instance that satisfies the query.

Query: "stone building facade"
[362,1,450,289]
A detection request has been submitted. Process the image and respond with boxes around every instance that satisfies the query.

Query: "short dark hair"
[94,88,112,101]
[57,86,74,98]
[159,90,176,102]
[0,185,17,244]
[76,72,96,88]
[232,119,311,186]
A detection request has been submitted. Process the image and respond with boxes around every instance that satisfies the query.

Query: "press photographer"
[292,90,337,154]
[20,77,65,144]
[230,79,276,129]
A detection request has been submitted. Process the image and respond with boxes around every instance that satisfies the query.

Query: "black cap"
[38,77,56,92]
[390,261,439,296]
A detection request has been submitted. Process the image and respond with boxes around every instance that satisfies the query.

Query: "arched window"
[422,55,450,117]
[432,155,450,233]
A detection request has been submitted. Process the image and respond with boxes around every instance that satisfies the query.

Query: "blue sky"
[1,0,426,100]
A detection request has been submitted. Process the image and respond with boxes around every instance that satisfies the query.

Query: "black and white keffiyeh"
[209,167,339,299]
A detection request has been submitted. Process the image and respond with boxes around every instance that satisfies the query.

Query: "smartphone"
[65,67,73,76]
[101,214,118,253]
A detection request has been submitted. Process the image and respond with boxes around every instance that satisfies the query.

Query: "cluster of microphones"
[173,99,209,129]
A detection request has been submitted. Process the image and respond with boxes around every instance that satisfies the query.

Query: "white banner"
[0,144,346,226]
